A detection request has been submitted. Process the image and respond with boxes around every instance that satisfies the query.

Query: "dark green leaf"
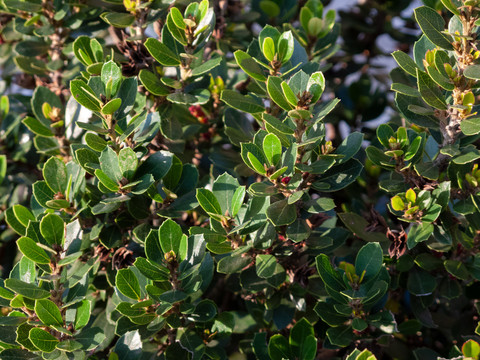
[416,69,447,110]
[196,189,223,217]
[40,214,64,245]
[145,38,181,66]
[35,299,63,327]
[74,300,91,330]
[5,279,50,299]
[22,116,53,137]
[221,90,265,114]
[355,242,383,282]
[116,268,142,300]
[267,76,294,111]
[43,156,67,194]
[70,80,102,112]
[234,50,267,81]
[29,328,59,353]
[266,199,296,226]
[100,12,135,27]
[17,237,50,264]
[414,6,453,50]
[139,70,170,96]
[268,334,292,360]
[392,50,418,77]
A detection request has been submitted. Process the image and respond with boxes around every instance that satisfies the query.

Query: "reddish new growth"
[281,176,291,185]
[189,105,208,124]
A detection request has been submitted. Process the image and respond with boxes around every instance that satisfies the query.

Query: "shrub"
[1,0,480,359]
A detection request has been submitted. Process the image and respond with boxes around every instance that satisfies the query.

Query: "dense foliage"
[2,0,480,359]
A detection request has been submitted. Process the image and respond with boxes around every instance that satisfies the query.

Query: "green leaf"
[43,156,67,194]
[230,186,246,217]
[426,65,454,90]
[5,279,50,299]
[312,158,363,192]
[17,237,50,264]
[14,56,47,75]
[262,37,276,62]
[326,325,353,347]
[277,31,294,63]
[256,254,277,278]
[217,255,252,274]
[29,328,59,353]
[266,199,296,226]
[414,6,453,50]
[136,151,173,181]
[391,83,420,97]
[145,38,181,66]
[190,300,217,322]
[267,76,294,111]
[441,0,460,15]
[234,50,267,81]
[263,133,282,166]
[134,257,168,281]
[85,133,107,152]
[70,80,102,112]
[4,0,42,12]
[0,154,5,186]
[100,12,135,27]
[170,7,186,29]
[12,204,35,228]
[212,312,235,334]
[316,254,345,292]
[221,90,265,113]
[286,218,311,242]
[191,56,223,77]
[307,71,325,103]
[262,113,295,134]
[335,132,364,165]
[247,152,267,174]
[95,169,120,192]
[260,0,280,17]
[166,12,188,45]
[407,268,437,296]
[268,334,292,360]
[463,65,480,80]
[461,117,480,136]
[118,147,137,180]
[139,70,169,96]
[116,268,142,300]
[33,181,56,208]
[355,242,383,282]
[444,259,469,280]
[22,116,53,137]
[40,214,64,245]
[259,25,281,53]
[99,146,122,182]
[101,60,122,97]
[212,172,240,216]
[281,81,298,106]
[289,318,315,358]
[407,223,433,249]
[74,300,91,330]
[392,50,418,77]
[35,299,63,327]
[56,339,83,351]
[462,339,480,358]
[196,189,223,217]
[416,69,447,110]
[101,98,122,115]
[314,302,349,326]
[159,219,183,255]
